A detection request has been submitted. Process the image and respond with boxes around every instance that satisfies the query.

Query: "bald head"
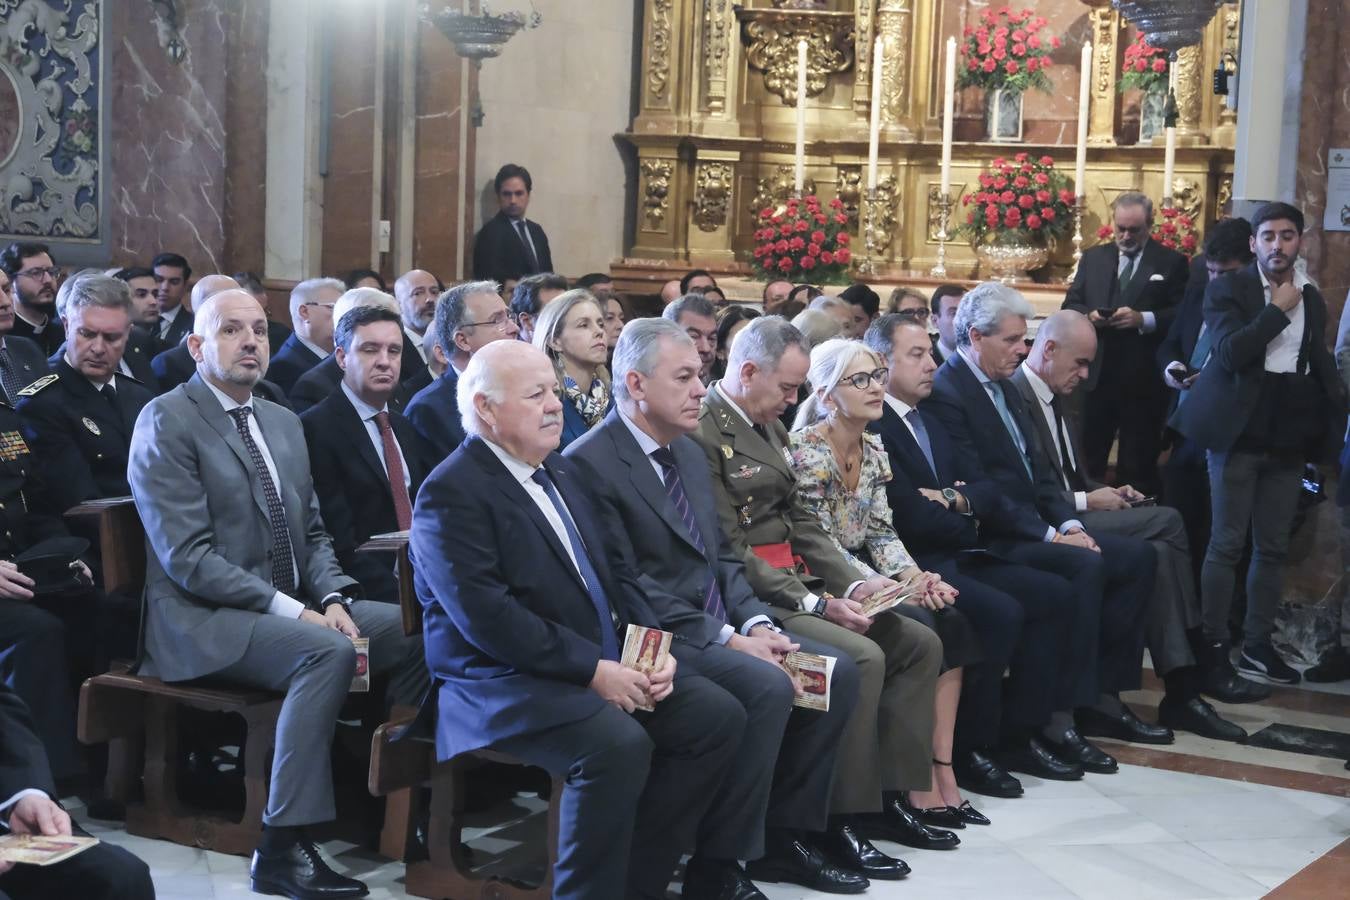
[660,279,682,303]
[394,268,438,333]
[189,289,270,402]
[189,274,240,316]
[1026,309,1097,396]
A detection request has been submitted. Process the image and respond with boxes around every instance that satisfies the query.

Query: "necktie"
[651,447,726,622]
[1188,323,1213,371]
[0,348,21,403]
[1118,253,1137,294]
[374,411,413,531]
[101,382,120,420]
[514,220,540,273]
[904,409,938,480]
[530,468,620,660]
[1050,396,1085,491]
[226,407,297,594]
[989,381,1033,480]
[752,422,769,443]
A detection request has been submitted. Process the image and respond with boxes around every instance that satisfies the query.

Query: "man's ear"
[335,346,347,371]
[187,333,205,363]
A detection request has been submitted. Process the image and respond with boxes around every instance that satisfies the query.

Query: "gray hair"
[662,292,717,325]
[288,277,345,320]
[790,308,843,350]
[726,315,806,375]
[456,345,507,438]
[808,295,848,314]
[864,312,927,360]
[611,317,694,403]
[953,281,1035,348]
[56,268,118,320]
[333,287,399,334]
[793,338,885,430]
[433,280,499,358]
[1111,190,1154,222]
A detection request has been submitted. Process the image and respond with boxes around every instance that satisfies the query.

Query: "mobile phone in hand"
[1128,495,1157,508]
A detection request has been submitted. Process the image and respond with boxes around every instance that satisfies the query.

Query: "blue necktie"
[530,468,620,660]
[651,447,726,622]
[904,409,938,480]
[989,381,1034,480]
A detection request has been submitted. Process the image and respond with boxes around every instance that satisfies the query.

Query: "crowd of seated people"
[2,194,1346,900]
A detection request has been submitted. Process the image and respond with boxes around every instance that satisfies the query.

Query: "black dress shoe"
[996,736,1084,781]
[954,750,1023,798]
[1043,729,1117,774]
[1158,695,1247,743]
[855,798,960,850]
[683,857,768,900]
[250,840,368,899]
[1076,705,1174,745]
[949,801,990,826]
[745,838,869,894]
[819,823,909,880]
[905,800,965,829]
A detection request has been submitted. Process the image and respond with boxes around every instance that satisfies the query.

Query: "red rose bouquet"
[1118,34,1169,94]
[1094,206,1198,257]
[956,7,1060,95]
[751,195,853,283]
[961,152,1075,243]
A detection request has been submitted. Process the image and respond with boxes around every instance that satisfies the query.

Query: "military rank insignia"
[0,430,30,461]
[16,374,58,397]
[720,444,733,460]
[738,496,754,527]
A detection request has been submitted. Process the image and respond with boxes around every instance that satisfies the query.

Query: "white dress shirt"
[296,334,328,361]
[404,326,428,363]
[1118,251,1157,334]
[510,216,541,265]
[340,382,411,490]
[1259,266,1310,374]
[158,304,183,340]
[0,789,48,826]
[1019,363,1089,511]
[882,393,920,442]
[482,438,587,582]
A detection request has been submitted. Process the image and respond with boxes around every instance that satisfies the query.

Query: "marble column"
[1231,0,1306,217]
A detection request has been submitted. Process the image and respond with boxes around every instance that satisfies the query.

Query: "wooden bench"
[361,535,560,898]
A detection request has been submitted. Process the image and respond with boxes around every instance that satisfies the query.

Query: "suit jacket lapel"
[333,393,389,486]
[948,357,1029,482]
[1122,242,1159,308]
[877,403,935,485]
[1009,371,1063,486]
[186,376,273,522]
[606,415,702,555]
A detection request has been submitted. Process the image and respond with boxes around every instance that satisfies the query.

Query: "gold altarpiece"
[616,0,1239,296]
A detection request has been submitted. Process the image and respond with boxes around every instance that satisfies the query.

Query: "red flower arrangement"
[1095,206,1199,257]
[1118,34,1169,94]
[960,152,1075,243]
[751,195,853,284]
[956,7,1060,95]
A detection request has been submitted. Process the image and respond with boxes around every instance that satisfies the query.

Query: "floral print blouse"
[788,424,916,579]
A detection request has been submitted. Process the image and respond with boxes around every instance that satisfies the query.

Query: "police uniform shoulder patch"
[16,373,58,397]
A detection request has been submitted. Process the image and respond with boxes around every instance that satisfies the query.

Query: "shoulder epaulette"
[16,373,58,397]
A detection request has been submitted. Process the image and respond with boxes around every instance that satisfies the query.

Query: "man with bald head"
[129,289,425,899]
[391,269,435,384]
[150,274,239,392]
[1011,310,1246,741]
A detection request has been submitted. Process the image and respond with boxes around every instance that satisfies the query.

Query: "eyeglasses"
[304,301,337,309]
[841,367,889,390]
[461,312,512,332]
[18,266,60,281]
[897,307,930,322]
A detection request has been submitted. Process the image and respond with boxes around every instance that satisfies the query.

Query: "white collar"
[297,335,328,359]
[340,380,389,421]
[204,378,255,413]
[883,392,916,419]
[482,437,542,487]
[616,403,663,457]
[405,326,425,348]
[957,347,993,386]
[1019,362,1055,407]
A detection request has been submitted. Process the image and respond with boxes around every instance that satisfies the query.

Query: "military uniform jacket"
[16,359,154,513]
[692,382,862,611]
[0,401,69,560]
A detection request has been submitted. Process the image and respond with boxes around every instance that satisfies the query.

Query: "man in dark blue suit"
[411,339,744,900]
[405,280,519,459]
[923,282,1155,779]
[268,278,343,395]
[566,318,873,894]
[864,313,1079,792]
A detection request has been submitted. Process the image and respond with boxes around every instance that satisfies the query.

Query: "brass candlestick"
[1068,195,1086,282]
[930,192,953,278]
[858,188,878,276]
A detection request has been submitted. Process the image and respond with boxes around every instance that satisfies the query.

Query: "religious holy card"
[350,637,370,693]
[0,833,100,866]
[621,624,674,712]
[783,650,836,712]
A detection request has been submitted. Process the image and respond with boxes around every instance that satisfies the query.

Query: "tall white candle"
[1074,41,1091,195]
[1162,64,1177,200]
[939,36,956,197]
[867,37,884,191]
[795,39,807,193]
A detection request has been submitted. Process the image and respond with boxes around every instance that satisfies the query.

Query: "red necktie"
[375,411,413,530]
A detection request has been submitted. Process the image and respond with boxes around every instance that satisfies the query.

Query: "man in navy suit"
[268,278,343,395]
[405,280,518,459]
[566,318,874,894]
[864,313,1079,792]
[471,164,555,284]
[411,339,743,900]
[924,282,1154,779]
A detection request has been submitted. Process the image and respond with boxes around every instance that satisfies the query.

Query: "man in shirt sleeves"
[128,289,426,900]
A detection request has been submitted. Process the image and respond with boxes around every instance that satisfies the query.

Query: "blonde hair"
[531,288,611,387]
[791,338,885,430]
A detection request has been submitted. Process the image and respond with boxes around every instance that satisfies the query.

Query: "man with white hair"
[288,287,411,415]
[129,289,425,900]
[268,277,345,394]
[412,339,742,899]
[391,269,435,383]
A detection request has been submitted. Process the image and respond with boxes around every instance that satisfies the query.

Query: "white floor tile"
[1190,835,1348,889]
[1115,789,1350,842]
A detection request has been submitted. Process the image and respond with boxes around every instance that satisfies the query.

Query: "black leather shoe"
[855,798,960,851]
[1158,695,1247,743]
[250,840,368,899]
[949,801,990,826]
[1201,667,1272,704]
[819,823,909,881]
[906,801,964,829]
[1076,705,1174,745]
[745,838,869,894]
[1043,729,1117,774]
[683,857,768,900]
[996,736,1084,781]
[954,750,1023,798]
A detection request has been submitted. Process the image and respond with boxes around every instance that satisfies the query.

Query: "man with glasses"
[391,269,436,385]
[405,280,519,457]
[268,278,344,395]
[1063,192,1190,495]
[0,242,65,357]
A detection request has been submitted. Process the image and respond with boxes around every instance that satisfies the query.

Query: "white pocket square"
[1149,273,1166,281]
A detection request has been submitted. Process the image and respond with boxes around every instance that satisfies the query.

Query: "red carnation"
[1026,214,1042,229]
[1135,59,1147,73]
[1040,155,1054,166]
[820,251,834,264]
[760,207,775,219]
[983,58,997,73]
[993,177,1008,189]
[1036,190,1051,203]
[1000,190,1015,204]
[1012,43,1026,57]
[1027,35,1041,50]
[1034,172,1049,185]
[834,213,848,224]
[789,236,805,250]
[815,214,827,225]
[1005,60,1019,74]
[1041,208,1056,221]
[780,224,793,236]
[775,239,789,253]
[800,256,816,271]
[1059,189,1075,204]
[1097,224,1113,239]
[993,47,1007,61]
[778,257,793,271]
[835,232,850,245]
[835,248,852,264]
[1013,175,1030,188]
[829,197,844,209]
[1152,58,1166,73]
[795,220,809,232]
[1012,29,1026,42]
[1051,36,1061,49]
[978,42,992,55]
[986,204,1000,218]
[811,230,826,244]
[1014,152,1029,162]
[1018,194,1035,209]
[1025,58,1038,72]
[806,243,821,256]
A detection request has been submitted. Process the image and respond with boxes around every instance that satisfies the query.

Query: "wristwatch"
[320,594,352,613]
[811,594,832,616]
[941,487,960,505]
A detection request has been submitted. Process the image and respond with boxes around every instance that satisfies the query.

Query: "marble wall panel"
[222,0,269,278]
[411,22,467,282]
[320,2,380,279]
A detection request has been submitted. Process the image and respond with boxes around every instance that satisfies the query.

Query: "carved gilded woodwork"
[1215,175,1233,219]
[1087,7,1121,146]
[693,161,734,232]
[836,166,863,228]
[876,1,911,126]
[750,165,816,216]
[703,0,731,113]
[641,159,675,232]
[927,182,966,243]
[863,175,898,251]
[1171,45,1206,145]
[647,0,673,107]
[1171,177,1203,221]
[852,0,876,119]
[738,8,855,104]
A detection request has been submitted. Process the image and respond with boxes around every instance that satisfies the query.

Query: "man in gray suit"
[128,289,425,900]
[1011,310,1245,742]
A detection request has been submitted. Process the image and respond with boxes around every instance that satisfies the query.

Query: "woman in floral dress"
[533,289,614,450]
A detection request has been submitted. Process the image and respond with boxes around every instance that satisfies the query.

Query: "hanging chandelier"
[1112,0,1226,54]
[422,2,542,62]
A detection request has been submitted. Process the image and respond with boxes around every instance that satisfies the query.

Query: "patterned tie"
[374,411,413,531]
[530,468,620,660]
[989,381,1034,480]
[651,447,726,622]
[514,219,540,272]
[904,409,938,480]
[0,348,21,403]
[226,407,297,594]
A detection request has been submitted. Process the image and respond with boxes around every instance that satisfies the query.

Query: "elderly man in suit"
[925,282,1155,778]
[411,339,743,900]
[287,288,415,416]
[128,289,426,900]
[268,278,344,395]
[471,164,554,284]
[1013,310,1251,741]
[1063,191,1190,494]
[405,280,519,459]
[565,318,876,894]
[0,683,154,900]
[302,305,435,605]
[1171,202,1348,688]
[692,316,954,856]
